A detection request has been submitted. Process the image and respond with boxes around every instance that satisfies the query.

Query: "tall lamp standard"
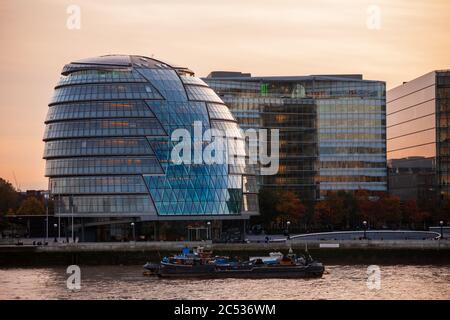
[53,223,58,242]
[130,222,136,242]
[363,221,368,240]
[207,221,211,241]
[70,195,74,243]
[286,221,291,240]
[440,220,444,240]
[44,193,49,243]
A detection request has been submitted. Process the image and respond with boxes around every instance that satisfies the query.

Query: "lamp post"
[286,221,291,240]
[440,220,444,240]
[70,195,74,243]
[130,222,135,242]
[17,217,22,245]
[207,221,211,241]
[44,193,49,243]
[53,223,58,242]
[57,194,61,241]
[363,220,368,240]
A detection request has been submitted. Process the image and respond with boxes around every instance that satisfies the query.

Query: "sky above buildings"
[0,0,449,190]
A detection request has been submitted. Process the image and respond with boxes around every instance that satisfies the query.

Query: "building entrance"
[187,226,209,241]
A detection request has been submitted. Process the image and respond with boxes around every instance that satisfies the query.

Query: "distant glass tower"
[205,72,387,201]
[387,70,450,202]
[43,55,258,240]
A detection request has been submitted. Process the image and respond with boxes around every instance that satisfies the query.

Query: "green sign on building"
[260,83,268,96]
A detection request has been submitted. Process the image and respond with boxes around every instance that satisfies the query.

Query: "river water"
[0,265,449,300]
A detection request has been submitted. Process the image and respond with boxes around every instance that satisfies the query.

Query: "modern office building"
[387,70,450,202]
[43,55,258,241]
[204,72,387,202]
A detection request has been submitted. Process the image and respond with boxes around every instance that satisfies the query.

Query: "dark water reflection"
[0,265,449,300]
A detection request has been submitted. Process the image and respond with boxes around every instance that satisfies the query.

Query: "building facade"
[204,73,387,202]
[387,70,450,202]
[43,55,258,241]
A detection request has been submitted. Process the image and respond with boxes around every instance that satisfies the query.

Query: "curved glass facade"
[44,138,154,158]
[45,157,162,176]
[44,55,258,218]
[46,101,154,122]
[44,118,166,140]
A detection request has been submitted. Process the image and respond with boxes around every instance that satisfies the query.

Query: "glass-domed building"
[43,55,258,241]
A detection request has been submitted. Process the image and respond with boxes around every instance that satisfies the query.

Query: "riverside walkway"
[1,239,449,251]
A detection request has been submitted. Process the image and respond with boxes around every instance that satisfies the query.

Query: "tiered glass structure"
[205,73,387,201]
[43,56,258,224]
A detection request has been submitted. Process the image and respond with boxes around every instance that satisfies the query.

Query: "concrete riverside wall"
[26,240,450,252]
[1,240,450,266]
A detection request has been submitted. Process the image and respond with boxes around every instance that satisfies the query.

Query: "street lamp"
[440,220,444,240]
[363,221,368,240]
[130,222,135,242]
[53,223,58,242]
[286,221,291,240]
[207,221,211,240]
[44,193,49,243]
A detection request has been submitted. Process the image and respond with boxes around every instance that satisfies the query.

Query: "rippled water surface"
[0,265,449,300]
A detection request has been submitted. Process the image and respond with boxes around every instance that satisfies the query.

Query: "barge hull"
[156,264,324,279]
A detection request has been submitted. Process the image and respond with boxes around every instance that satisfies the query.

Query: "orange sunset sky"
[0,0,449,190]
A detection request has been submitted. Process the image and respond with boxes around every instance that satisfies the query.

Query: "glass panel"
[387,85,436,114]
[387,129,436,152]
[46,100,154,122]
[50,176,147,194]
[44,138,153,158]
[57,70,145,86]
[388,114,435,139]
[387,100,435,127]
[387,142,436,159]
[55,195,156,215]
[207,103,236,121]
[45,157,162,176]
[186,85,223,103]
[43,118,166,140]
[50,83,162,104]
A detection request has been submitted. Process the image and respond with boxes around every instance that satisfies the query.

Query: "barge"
[143,247,324,279]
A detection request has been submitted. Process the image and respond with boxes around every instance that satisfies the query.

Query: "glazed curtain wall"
[44,58,257,217]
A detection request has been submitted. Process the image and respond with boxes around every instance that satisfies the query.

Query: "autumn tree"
[0,178,19,214]
[313,191,350,229]
[253,188,280,229]
[413,210,432,229]
[355,189,380,228]
[275,191,306,227]
[16,197,45,216]
[355,190,371,220]
[314,190,403,230]
[313,200,335,230]
[0,178,19,232]
[340,191,359,229]
[375,193,402,228]
[400,199,418,227]
[436,200,450,225]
